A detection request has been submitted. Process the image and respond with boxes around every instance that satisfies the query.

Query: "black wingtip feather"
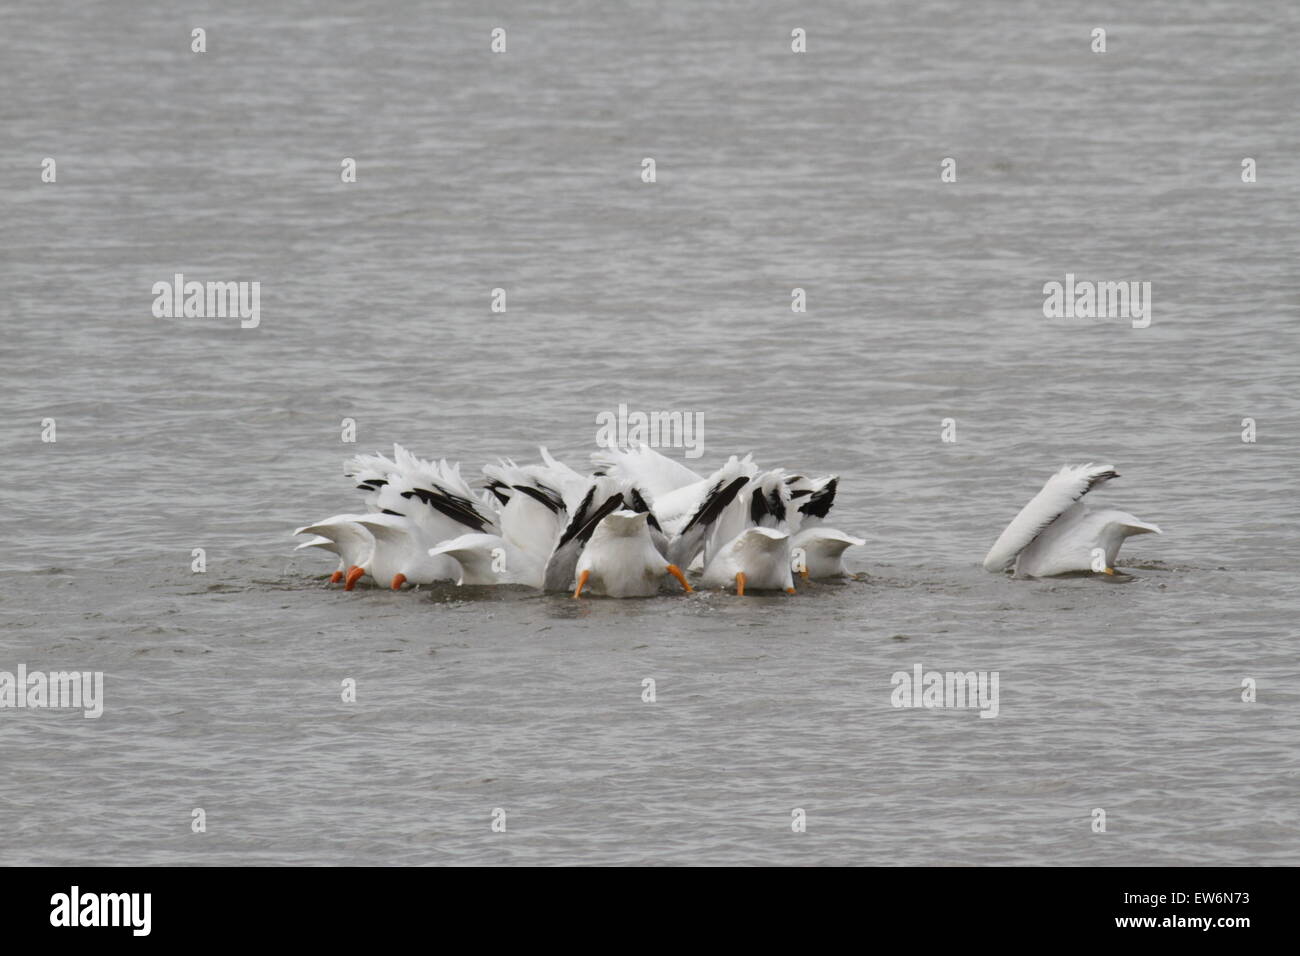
[401,487,491,533]
[682,476,749,534]
[512,483,564,514]
[484,479,512,506]
[1084,470,1120,494]
[555,485,598,550]
[798,477,838,519]
[628,488,662,532]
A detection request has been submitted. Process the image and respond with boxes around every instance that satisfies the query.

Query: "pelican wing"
[792,476,838,529]
[293,514,375,566]
[541,479,627,591]
[982,463,1119,572]
[294,535,342,561]
[590,442,703,500]
[353,512,415,544]
[666,474,749,569]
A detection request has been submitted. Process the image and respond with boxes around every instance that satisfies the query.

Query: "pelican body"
[983,463,1161,577]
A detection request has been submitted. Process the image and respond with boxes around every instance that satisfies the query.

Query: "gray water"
[2,0,1298,865]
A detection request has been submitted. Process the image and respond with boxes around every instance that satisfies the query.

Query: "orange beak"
[391,573,407,590]
[735,571,746,596]
[343,565,365,590]
[572,569,590,598]
[666,564,693,593]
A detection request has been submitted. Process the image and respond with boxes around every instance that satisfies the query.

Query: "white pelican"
[790,527,865,579]
[426,452,569,587]
[571,511,693,598]
[337,445,500,589]
[293,515,375,589]
[659,469,797,594]
[700,526,796,594]
[541,475,633,591]
[352,513,459,589]
[781,474,866,579]
[982,463,1162,577]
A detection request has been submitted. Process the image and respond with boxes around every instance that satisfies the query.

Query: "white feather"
[590,441,703,501]
[982,463,1120,572]
[294,515,375,574]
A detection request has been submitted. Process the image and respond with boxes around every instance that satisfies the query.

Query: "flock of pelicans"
[293,443,1162,597]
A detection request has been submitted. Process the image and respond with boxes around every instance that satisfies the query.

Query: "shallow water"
[2,0,1298,865]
